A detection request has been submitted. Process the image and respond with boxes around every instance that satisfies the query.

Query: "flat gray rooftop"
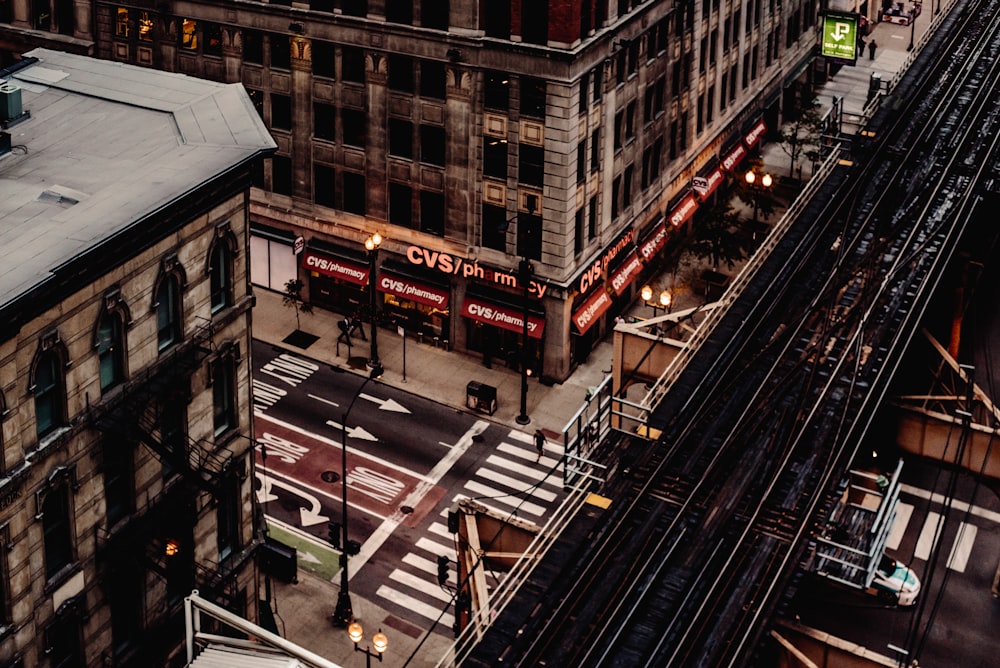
[0,48,275,313]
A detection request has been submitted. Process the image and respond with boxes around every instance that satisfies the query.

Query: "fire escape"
[87,323,247,665]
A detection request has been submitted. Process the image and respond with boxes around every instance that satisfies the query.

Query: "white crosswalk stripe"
[886,502,913,550]
[946,523,977,573]
[889,494,991,574]
[914,512,941,561]
[374,431,566,630]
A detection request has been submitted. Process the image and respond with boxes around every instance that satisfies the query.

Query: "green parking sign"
[821,13,859,61]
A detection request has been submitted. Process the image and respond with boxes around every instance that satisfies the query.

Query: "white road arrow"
[325,420,379,441]
[359,393,411,413]
[298,550,322,564]
[256,475,279,503]
[256,472,330,527]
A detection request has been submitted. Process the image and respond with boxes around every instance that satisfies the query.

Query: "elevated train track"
[461,0,1000,665]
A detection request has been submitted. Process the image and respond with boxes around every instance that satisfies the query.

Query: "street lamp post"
[364,232,382,369]
[744,170,773,226]
[640,284,672,316]
[908,6,917,51]
[516,258,533,425]
[331,363,384,626]
[347,622,388,667]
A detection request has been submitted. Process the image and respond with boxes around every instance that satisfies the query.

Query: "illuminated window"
[116,7,129,38]
[180,18,197,50]
[138,11,153,41]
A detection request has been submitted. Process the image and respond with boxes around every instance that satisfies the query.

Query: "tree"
[777,94,824,178]
[685,199,754,272]
[282,278,313,330]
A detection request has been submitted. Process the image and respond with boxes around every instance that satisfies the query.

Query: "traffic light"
[345,539,361,556]
[327,522,341,549]
[437,555,449,585]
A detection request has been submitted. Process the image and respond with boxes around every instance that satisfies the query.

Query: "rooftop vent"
[0,82,28,127]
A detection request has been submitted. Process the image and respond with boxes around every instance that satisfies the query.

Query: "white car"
[869,555,920,606]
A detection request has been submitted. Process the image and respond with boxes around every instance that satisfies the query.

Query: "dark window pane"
[520,77,546,118]
[157,277,181,350]
[385,0,413,24]
[97,313,124,392]
[271,34,290,70]
[420,125,445,166]
[389,183,412,227]
[388,54,414,93]
[204,23,223,57]
[35,352,62,437]
[210,242,232,312]
[484,71,509,110]
[314,164,336,207]
[482,204,507,251]
[521,2,548,45]
[423,0,449,29]
[516,212,542,260]
[43,487,72,578]
[420,60,446,99]
[420,190,444,236]
[342,0,367,17]
[483,1,510,38]
[104,440,133,526]
[342,108,367,148]
[243,31,263,64]
[483,136,507,178]
[271,93,291,130]
[314,102,336,141]
[212,357,235,436]
[217,475,240,560]
[272,155,292,196]
[519,144,544,187]
[342,46,365,83]
[389,119,413,158]
[343,172,366,214]
[312,41,336,78]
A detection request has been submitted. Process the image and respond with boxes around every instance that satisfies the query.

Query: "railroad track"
[460,1,1000,665]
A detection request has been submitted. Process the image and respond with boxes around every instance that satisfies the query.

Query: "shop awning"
[668,191,698,227]
[744,118,767,149]
[638,220,668,262]
[692,166,724,200]
[377,272,450,309]
[609,251,643,296]
[461,297,545,339]
[721,142,747,171]
[572,287,612,335]
[302,251,369,285]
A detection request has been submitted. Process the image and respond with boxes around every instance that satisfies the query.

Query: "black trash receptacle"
[260,536,298,583]
[466,381,497,415]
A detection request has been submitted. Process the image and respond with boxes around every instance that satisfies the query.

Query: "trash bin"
[466,381,498,415]
[867,72,882,104]
[260,536,298,584]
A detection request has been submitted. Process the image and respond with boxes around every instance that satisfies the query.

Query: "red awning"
[721,143,747,171]
[609,251,644,296]
[461,297,545,339]
[572,287,612,335]
[693,167,724,200]
[638,221,668,262]
[744,119,767,148]
[377,272,450,309]
[668,192,698,228]
[302,251,369,285]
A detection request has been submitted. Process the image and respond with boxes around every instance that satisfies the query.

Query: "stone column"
[290,35,313,201]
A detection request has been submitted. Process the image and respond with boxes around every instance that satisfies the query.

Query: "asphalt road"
[250,340,571,637]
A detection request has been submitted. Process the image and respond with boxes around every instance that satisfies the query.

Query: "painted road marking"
[886,502,913,551]
[375,584,454,628]
[901,484,1000,524]
[914,512,941,561]
[463,480,546,516]
[946,523,977,573]
[390,568,453,602]
[475,467,558,502]
[485,454,562,486]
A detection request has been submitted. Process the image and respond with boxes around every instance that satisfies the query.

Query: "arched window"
[34,349,64,437]
[209,240,233,313]
[97,311,125,392]
[157,275,182,350]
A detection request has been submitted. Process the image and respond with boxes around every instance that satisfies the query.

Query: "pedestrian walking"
[337,316,352,348]
[534,429,546,462]
[349,312,367,341]
[857,38,865,59]
[868,40,878,60]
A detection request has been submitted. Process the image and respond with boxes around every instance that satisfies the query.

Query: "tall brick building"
[0,1,818,382]
[0,50,274,667]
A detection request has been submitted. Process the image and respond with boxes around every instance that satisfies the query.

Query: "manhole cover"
[320,470,340,484]
[400,506,414,514]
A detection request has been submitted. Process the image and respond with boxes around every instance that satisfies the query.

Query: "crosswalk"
[886,498,987,574]
[373,428,565,631]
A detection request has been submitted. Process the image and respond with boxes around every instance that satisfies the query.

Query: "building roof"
[0,48,275,318]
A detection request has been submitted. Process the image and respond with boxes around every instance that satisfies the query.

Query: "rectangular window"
[574,208,584,255]
[520,77,546,118]
[578,72,589,114]
[271,155,292,197]
[312,41,336,78]
[485,71,510,110]
[271,34,290,70]
[516,212,542,260]
[590,128,600,172]
[343,172,366,214]
[482,204,507,251]
[625,101,636,142]
[115,7,129,38]
[204,23,223,57]
[43,486,73,579]
[389,182,412,227]
[212,356,236,437]
[519,144,544,187]
[180,18,197,50]
[388,54,414,93]
[342,0,367,16]
[217,474,240,561]
[614,111,623,151]
[138,11,153,41]
[592,63,603,102]
[270,94,291,131]
[420,60,446,99]
[623,164,633,207]
[423,1,448,29]
[243,31,263,65]
[314,164,336,207]
[342,108,366,148]
[104,441,133,526]
[46,616,83,668]
[588,195,597,240]
[611,176,621,220]
[342,46,365,83]
[420,125,446,166]
[576,142,586,184]
[389,119,413,158]
[385,0,413,24]
[420,191,445,236]
[314,102,336,141]
[484,136,507,178]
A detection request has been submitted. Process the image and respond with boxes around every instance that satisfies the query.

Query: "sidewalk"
[249,10,949,665]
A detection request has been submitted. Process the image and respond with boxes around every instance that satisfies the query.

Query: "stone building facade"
[0,1,818,382]
[0,50,275,667]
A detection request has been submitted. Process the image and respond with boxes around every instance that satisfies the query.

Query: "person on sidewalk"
[337,317,352,350]
[349,310,367,341]
[534,429,546,462]
[869,40,878,60]
[857,38,866,59]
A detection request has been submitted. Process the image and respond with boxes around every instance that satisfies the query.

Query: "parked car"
[869,555,920,605]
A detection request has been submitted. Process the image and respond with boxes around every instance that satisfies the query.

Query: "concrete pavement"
[249,10,948,665]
